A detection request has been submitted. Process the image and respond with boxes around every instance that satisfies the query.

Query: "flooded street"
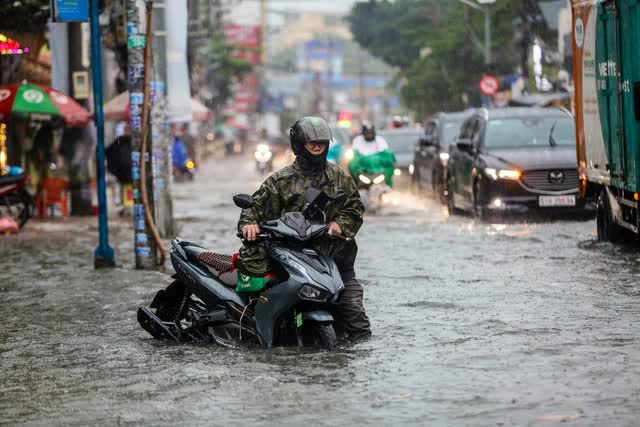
[2,155,640,426]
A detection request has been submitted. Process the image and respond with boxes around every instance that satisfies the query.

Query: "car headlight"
[485,168,521,181]
[394,168,402,176]
[344,148,354,160]
[299,284,329,302]
[373,174,385,184]
[359,174,372,184]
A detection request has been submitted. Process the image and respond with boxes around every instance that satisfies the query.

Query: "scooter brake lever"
[328,233,350,242]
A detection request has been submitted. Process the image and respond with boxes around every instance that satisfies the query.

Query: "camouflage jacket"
[238,160,365,238]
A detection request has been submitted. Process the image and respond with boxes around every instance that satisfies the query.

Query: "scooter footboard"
[137,307,180,341]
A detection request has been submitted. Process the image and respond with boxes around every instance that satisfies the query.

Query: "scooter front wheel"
[304,322,337,351]
[0,189,34,228]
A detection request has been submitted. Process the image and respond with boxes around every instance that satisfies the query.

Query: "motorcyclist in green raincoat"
[236,116,371,338]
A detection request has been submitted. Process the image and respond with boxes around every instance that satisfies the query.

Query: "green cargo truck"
[572,0,640,241]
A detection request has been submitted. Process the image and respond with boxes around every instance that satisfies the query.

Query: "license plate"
[538,195,576,207]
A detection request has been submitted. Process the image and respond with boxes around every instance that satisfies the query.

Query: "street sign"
[52,0,89,22]
[128,35,146,49]
[479,75,499,96]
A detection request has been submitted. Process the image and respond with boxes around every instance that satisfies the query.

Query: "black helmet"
[289,116,331,172]
[289,116,332,155]
[362,122,376,141]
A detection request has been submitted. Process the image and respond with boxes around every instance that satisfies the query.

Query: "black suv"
[411,111,472,202]
[446,107,592,218]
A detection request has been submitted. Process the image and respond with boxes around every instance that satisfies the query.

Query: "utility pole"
[67,22,93,216]
[456,0,495,66]
[260,0,267,68]
[89,0,115,268]
[326,38,334,116]
[152,0,174,238]
[260,0,267,116]
[127,0,158,269]
[484,5,491,66]
[357,48,365,115]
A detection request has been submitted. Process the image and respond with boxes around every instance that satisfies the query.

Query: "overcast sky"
[266,0,360,13]
[229,0,361,25]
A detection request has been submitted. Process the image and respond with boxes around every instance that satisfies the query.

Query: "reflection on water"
[1,156,639,425]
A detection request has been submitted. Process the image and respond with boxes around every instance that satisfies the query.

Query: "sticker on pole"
[479,75,499,96]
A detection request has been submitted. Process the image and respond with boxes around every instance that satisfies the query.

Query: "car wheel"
[596,189,624,243]
[446,176,459,216]
[472,180,488,220]
[410,170,419,194]
[435,172,447,205]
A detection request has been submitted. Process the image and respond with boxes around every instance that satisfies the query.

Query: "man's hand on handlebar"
[242,224,261,241]
[327,221,342,236]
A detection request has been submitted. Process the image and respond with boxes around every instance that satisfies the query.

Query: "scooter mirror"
[304,187,323,204]
[233,194,255,209]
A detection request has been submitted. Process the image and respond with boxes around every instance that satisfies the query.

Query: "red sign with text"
[223,24,261,113]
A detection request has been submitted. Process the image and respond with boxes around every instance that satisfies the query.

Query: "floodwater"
[1,154,640,426]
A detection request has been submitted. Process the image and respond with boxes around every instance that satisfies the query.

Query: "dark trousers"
[336,277,371,338]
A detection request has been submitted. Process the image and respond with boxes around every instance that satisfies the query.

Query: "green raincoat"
[348,149,397,186]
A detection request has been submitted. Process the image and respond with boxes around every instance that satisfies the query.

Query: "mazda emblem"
[548,171,565,183]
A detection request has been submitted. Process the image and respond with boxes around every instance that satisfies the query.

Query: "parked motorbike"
[0,172,35,228]
[138,187,349,350]
[254,143,273,175]
[172,138,195,181]
[173,158,195,181]
[356,171,390,213]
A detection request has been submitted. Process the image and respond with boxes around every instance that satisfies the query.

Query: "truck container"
[572,0,640,241]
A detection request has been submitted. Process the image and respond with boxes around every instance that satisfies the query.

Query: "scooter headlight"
[359,174,372,184]
[373,174,385,184]
[254,150,272,161]
[299,284,329,302]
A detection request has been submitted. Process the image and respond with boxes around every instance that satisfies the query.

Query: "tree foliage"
[348,0,557,118]
[0,0,50,33]
[205,32,254,112]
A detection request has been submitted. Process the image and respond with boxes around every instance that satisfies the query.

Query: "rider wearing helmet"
[352,122,389,155]
[237,116,371,338]
[349,122,396,186]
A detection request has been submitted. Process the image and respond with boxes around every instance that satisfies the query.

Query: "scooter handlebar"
[237,230,271,242]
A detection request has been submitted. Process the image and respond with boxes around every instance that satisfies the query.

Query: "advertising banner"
[223,25,261,113]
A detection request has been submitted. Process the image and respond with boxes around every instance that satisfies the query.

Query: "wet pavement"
[1,154,640,426]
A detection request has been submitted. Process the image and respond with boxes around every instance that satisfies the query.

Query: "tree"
[348,0,558,118]
[205,31,254,114]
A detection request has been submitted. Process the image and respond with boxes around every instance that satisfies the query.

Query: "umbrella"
[103,91,213,122]
[0,81,91,127]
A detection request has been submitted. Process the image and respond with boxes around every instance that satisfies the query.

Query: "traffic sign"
[479,75,499,96]
[52,0,89,22]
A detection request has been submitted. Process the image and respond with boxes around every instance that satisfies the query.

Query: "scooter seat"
[0,173,26,185]
[198,252,234,272]
[197,252,237,287]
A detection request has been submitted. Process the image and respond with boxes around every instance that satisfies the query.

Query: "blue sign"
[53,0,89,22]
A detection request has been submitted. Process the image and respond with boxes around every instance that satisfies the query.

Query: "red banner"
[223,25,261,113]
